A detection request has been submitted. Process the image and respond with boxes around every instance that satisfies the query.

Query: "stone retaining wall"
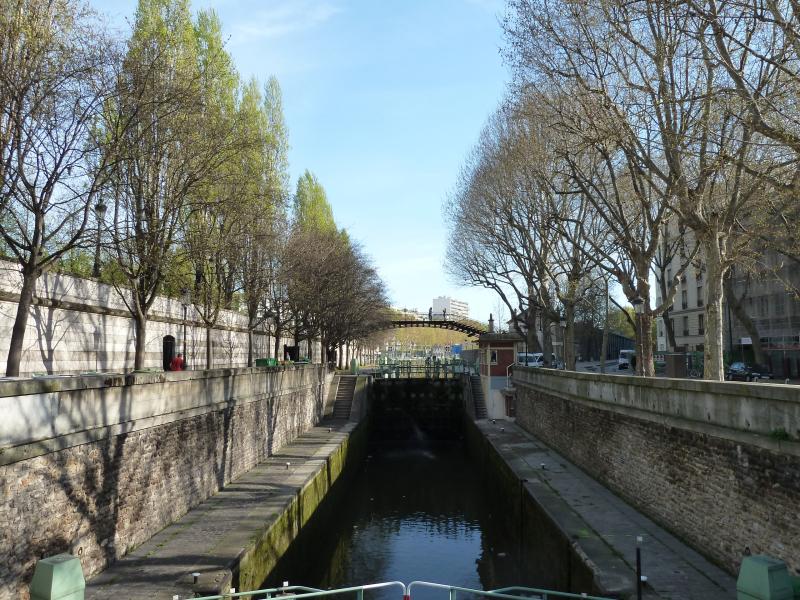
[512,368,800,576]
[0,260,305,376]
[0,365,331,600]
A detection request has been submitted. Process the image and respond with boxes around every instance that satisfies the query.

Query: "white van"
[618,349,635,370]
[517,352,544,366]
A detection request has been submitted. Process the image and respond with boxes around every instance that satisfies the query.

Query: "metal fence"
[183,581,615,600]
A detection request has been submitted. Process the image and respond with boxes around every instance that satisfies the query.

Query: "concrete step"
[470,376,488,419]
[332,376,356,419]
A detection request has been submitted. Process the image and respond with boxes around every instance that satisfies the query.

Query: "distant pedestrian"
[170,353,185,371]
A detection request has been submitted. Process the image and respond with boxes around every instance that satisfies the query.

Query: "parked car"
[618,349,635,370]
[725,362,773,382]
[516,352,558,367]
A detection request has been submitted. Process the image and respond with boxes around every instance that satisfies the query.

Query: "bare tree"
[503,0,759,378]
[446,103,557,361]
[0,0,117,375]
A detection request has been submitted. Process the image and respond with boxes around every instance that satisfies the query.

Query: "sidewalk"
[476,420,737,600]
[86,421,358,600]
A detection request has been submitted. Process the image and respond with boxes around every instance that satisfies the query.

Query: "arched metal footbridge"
[387,314,486,338]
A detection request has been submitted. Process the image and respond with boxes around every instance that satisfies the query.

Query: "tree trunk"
[542,317,553,367]
[636,312,655,376]
[658,275,678,351]
[5,272,38,377]
[724,275,766,364]
[600,280,609,373]
[206,325,212,370]
[662,307,678,351]
[247,325,254,367]
[134,313,147,371]
[703,237,726,381]
[565,303,576,370]
[524,310,542,353]
[273,323,282,360]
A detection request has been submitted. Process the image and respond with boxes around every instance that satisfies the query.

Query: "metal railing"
[179,581,614,600]
[408,582,613,600]
[187,581,405,600]
[371,363,477,379]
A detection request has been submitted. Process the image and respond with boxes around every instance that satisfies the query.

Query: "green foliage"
[56,250,95,279]
[608,307,636,339]
[769,428,792,442]
[293,170,336,233]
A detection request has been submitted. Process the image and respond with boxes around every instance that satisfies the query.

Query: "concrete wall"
[0,260,306,376]
[0,365,332,599]
[463,418,613,596]
[512,368,800,575]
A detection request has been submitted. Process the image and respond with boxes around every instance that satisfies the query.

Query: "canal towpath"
[85,420,360,600]
[476,419,737,600]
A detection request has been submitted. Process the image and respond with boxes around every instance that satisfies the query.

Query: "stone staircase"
[332,376,356,419]
[470,375,488,419]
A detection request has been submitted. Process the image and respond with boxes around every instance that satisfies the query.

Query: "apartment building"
[656,222,800,375]
[655,227,706,352]
[432,295,469,319]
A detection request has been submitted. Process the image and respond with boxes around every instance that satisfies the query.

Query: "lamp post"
[559,314,567,369]
[632,295,645,375]
[181,288,191,369]
[92,202,107,278]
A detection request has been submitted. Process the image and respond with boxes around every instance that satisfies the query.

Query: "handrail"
[187,581,406,600]
[491,585,613,600]
[406,581,614,600]
[180,580,613,600]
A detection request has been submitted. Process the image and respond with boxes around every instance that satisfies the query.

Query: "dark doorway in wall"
[163,335,176,370]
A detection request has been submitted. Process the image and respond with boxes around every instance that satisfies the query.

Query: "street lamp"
[92,202,107,278]
[632,296,645,315]
[631,296,644,375]
[181,288,191,369]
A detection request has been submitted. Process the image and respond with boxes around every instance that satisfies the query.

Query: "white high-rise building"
[432,296,469,319]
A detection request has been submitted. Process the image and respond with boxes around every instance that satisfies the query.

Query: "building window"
[775,293,786,316]
[667,268,672,283]
[759,296,769,317]
[490,350,498,365]
[682,290,688,310]
[698,314,704,335]
[683,315,689,336]
[670,318,675,336]
[697,286,703,307]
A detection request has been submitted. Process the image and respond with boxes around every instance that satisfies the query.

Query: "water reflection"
[265,441,519,600]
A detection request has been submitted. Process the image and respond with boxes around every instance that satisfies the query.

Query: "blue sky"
[97,0,509,322]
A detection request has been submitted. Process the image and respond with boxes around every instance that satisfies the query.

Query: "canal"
[265,435,520,600]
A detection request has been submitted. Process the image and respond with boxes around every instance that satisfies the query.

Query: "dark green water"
[265,440,520,600]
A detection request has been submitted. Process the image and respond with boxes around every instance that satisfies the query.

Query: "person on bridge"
[170,353,185,371]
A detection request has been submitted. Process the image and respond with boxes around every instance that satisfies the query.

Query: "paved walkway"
[476,420,737,600]
[86,421,356,600]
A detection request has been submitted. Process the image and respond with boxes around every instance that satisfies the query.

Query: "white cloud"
[230,0,341,44]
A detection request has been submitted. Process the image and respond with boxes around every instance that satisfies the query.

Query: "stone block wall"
[0,365,331,600]
[513,368,800,576]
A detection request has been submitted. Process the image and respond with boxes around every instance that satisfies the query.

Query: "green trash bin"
[737,555,795,600]
[30,554,84,600]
